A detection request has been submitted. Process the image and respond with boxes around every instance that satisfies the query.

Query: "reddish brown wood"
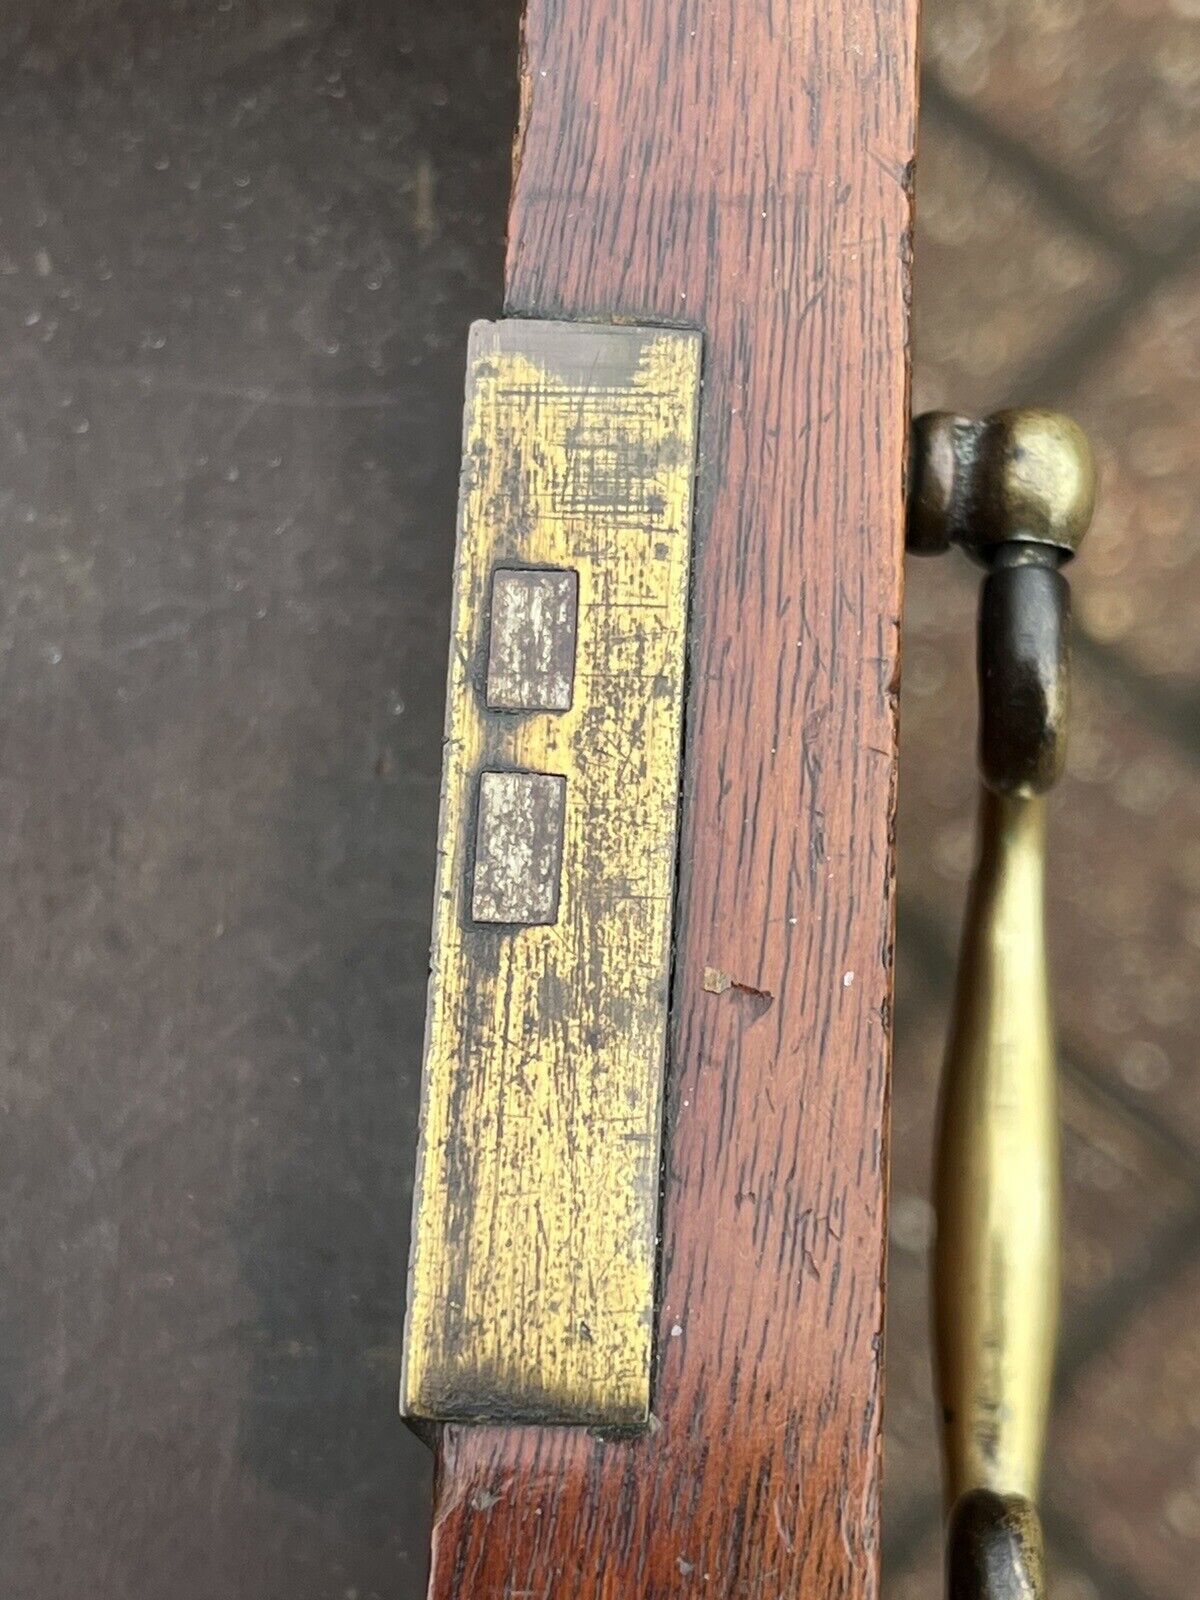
[426,0,918,1593]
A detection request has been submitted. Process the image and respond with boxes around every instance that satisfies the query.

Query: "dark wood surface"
[427,1,920,1595]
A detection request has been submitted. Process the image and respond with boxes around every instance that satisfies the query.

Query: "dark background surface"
[0,3,517,1595]
[2,3,1198,1599]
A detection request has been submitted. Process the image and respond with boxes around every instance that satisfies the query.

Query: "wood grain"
[424,0,919,1590]
[404,320,701,1428]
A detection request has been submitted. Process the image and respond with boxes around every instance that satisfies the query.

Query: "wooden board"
[424,0,919,1592]
[403,320,702,1428]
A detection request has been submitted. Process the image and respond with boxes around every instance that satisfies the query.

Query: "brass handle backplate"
[402,319,703,1432]
[907,410,1097,1600]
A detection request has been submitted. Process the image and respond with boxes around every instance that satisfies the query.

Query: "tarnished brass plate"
[402,319,702,1427]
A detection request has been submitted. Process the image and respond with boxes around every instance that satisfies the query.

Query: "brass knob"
[909,409,1097,797]
[908,408,1096,563]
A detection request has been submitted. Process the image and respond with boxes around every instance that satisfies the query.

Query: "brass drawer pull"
[907,410,1097,1600]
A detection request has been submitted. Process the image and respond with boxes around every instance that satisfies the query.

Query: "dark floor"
[0,4,518,1596]
[0,4,1196,1600]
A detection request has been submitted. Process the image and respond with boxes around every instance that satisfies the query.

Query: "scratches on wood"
[425,0,918,1590]
[702,965,775,1012]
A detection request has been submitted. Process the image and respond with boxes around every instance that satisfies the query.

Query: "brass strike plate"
[402,318,702,1428]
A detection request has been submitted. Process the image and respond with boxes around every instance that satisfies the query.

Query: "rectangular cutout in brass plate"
[402,318,702,1428]
[486,568,578,712]
[471,770,566,926]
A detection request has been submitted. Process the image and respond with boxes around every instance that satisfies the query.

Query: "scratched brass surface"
[402,319,702,1427]
[934,789,1060,1505]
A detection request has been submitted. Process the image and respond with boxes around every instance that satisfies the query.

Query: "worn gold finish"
[908,409,1096,561]
[934,789,1058,1505]
[402,319,702,1428]
[909,406,1097,1599]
